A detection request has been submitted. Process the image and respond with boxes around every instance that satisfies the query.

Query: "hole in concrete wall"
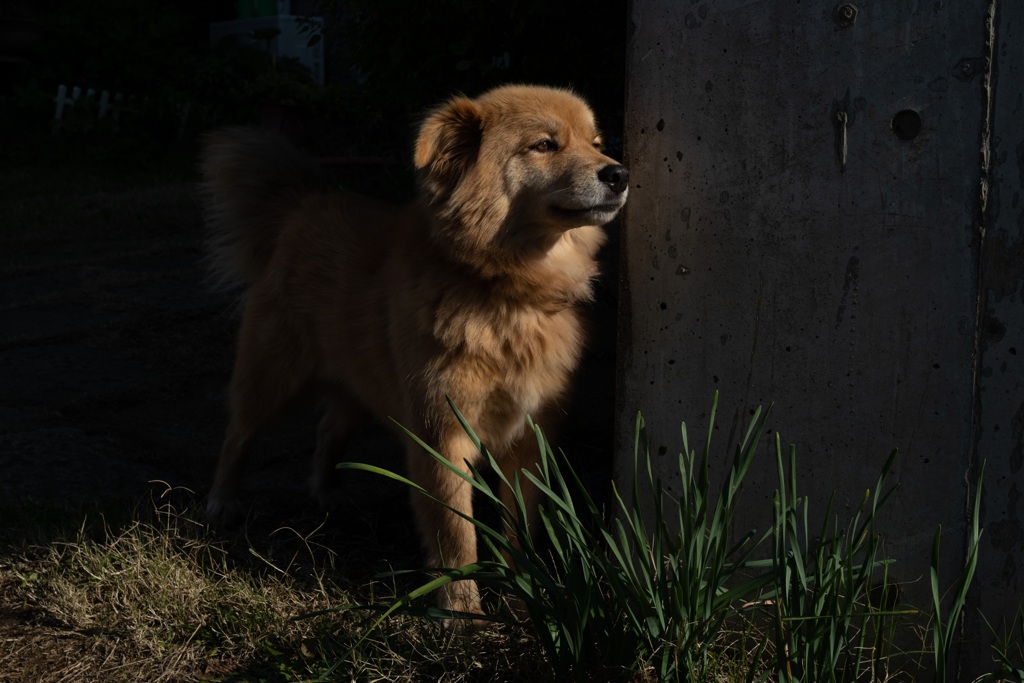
[891,110,922,140]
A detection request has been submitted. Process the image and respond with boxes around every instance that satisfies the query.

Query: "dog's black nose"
[597,164,629,194]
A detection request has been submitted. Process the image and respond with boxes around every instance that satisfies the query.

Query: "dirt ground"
[0,157,618,680]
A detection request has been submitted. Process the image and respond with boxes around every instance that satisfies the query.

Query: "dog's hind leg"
[207,301,312,524]
[207,422,255,525]
[309,394,370,508]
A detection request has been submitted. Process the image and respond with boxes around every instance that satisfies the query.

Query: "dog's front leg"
[497,429,543,561]
[406,428,485,629]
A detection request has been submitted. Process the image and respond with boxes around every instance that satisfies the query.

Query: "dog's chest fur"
[427,289,585,444]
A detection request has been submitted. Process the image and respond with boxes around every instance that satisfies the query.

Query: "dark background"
[1,0,626,178]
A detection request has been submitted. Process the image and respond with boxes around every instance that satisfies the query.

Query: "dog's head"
[414,85,628,240]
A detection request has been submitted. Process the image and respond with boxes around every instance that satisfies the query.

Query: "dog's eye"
[531,139,558,153]
[593,136,605,151]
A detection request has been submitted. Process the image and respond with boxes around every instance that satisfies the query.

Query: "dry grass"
[0,488,549,682]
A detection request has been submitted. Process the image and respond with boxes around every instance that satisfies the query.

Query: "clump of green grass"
[759,441,910,682]
[978,608,1024,683]
[930,461,985,683]
[341,394,1003,682]
[339,396,796,680]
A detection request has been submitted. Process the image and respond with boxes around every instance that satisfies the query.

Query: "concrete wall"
[617,0,1021,674]
[966,2,1024,671]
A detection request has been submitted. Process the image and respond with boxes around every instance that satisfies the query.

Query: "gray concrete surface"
[618,1,1021,675]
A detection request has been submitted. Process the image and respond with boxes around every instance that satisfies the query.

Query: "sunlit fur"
[200,84,628,624]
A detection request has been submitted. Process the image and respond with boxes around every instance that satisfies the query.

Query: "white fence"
[53,84,125,131]
[52,84,191,136]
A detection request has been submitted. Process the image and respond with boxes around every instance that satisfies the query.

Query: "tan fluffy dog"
[200,84,628,620]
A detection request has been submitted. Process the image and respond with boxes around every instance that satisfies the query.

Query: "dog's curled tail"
[200,127,320,291]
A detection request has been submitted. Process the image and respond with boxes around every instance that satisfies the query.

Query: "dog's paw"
[438,580,489,634]
[442,612,490,635]
[205,497,244,527]
[308,473,341,511]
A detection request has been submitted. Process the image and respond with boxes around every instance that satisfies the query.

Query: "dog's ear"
[414,96,484,201]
